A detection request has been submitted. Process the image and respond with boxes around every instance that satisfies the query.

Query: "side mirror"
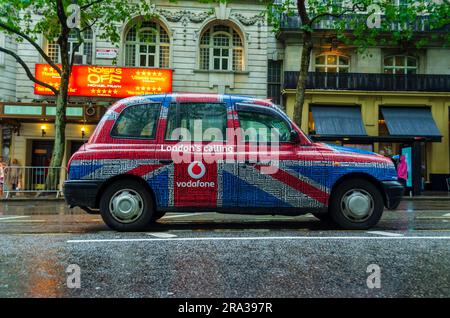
[290,130,301,143]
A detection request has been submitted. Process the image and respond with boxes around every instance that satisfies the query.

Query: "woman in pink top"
[397,155,408,187]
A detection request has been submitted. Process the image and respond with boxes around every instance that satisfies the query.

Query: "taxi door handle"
[159,160,173,165]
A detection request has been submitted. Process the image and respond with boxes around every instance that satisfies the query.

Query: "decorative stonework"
[232,12,265,26]
[157,9,213,24]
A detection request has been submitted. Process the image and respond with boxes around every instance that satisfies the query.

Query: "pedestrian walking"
[6,159,22,195]
[397,154,408,187]
[0,159,5,196]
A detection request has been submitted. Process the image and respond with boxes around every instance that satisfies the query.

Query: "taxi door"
[234,103,328,209]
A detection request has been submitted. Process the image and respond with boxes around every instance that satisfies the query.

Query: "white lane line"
[146,232,178,238]
[366,231,404,237]
[161,213,203,220]
[443,213,450,217]
[67,236,450,243]
[0,216,30,221]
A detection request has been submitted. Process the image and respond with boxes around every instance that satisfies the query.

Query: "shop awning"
[311,105,367,136]
[381,107,442,140]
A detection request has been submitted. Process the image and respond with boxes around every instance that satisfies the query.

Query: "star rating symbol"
[102,89,107,94]
[113,90,118,94]
[91,89,96,94]
[136,87,140,91]
[157,87,162,91]
[96,89,101,94]
[108,90,112,94]
[136,71,141,76]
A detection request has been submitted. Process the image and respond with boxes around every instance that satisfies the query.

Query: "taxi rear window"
[111,103,161,139]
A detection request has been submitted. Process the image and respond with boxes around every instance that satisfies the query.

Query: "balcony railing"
[284,72,450,92]
[279,13,449,32]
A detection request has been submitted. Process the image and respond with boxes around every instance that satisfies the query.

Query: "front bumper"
[63,180,104,208]
[382,180,404,210]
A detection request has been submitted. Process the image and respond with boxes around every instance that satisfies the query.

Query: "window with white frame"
[47,28,94,64]
[383,55,418,74]
[124,21,170,68]
[199,24,244,72]
[315,53,350,73]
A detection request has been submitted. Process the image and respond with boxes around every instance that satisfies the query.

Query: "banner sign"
[34,64,173,98]
[96,49,118,59]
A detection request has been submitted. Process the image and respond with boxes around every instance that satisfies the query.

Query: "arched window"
[124,21,170,68]
[384,55,417,74]
[47,28,94,64]
[315,53,349,73]
[199,24,244,71]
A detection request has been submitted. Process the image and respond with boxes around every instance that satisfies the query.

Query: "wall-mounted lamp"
[81,126,86,139]
[41,125,46,137]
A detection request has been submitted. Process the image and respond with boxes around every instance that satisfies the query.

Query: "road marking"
[161,213,203,219]
[443,213,450,217]
[0,216,30,221]
[67,235,450,243]
[366,231,404,237]
[146,232,177,238]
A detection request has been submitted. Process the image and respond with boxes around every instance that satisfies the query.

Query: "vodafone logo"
[188,161,206,179]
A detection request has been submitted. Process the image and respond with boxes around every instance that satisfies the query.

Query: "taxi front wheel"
[329,179,384,230]
[99,179,155,231]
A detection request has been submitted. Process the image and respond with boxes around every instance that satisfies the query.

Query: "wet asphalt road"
[0,199,449,298]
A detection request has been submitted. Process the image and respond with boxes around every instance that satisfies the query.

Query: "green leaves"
[267,0,450,50]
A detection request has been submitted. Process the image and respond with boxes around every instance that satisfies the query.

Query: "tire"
[99,179,155,231]
[312,213,332,222]
[151,210,166,221]
[329,179,384,230]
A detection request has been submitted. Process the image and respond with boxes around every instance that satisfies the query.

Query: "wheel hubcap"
[341,189,374,222]
[109,189,143,223]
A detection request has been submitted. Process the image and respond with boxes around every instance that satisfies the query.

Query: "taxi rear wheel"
[329,179,384,230]
[99,179,154,231]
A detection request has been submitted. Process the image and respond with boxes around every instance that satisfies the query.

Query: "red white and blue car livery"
[64,93,403,231]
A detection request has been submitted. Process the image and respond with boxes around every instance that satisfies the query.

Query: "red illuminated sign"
[34,64,173,98]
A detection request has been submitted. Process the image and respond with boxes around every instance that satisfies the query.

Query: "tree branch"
[70,29,83,69]
[80,0,105,11]
[0,46,59,96]
[0,22,62,75]
[297,0,311,25]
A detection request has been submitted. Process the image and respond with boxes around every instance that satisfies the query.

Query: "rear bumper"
[63,180,104,208]
[382,180,404,210]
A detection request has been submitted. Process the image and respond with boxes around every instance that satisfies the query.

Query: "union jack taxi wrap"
[64,93,403,230]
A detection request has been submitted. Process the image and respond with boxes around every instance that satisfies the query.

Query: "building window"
[47,28,94,64]
[383,55,417,74]
[199,24,244,71]
[315,53,349,73]
[124,21,170,68]
[267,60,283,105]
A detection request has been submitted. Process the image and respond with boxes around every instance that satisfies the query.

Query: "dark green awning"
[381,107,441,138]
[311,105,367,136]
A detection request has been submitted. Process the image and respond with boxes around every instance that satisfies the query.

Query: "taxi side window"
[165,103,227,141]
[111,103,161,139]
[238,110,291,142]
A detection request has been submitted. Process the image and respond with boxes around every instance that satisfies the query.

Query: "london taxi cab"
[64,93,403,231]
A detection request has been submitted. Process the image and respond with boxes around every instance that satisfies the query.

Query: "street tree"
[0,0,158,189]
[267,0,450,126]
